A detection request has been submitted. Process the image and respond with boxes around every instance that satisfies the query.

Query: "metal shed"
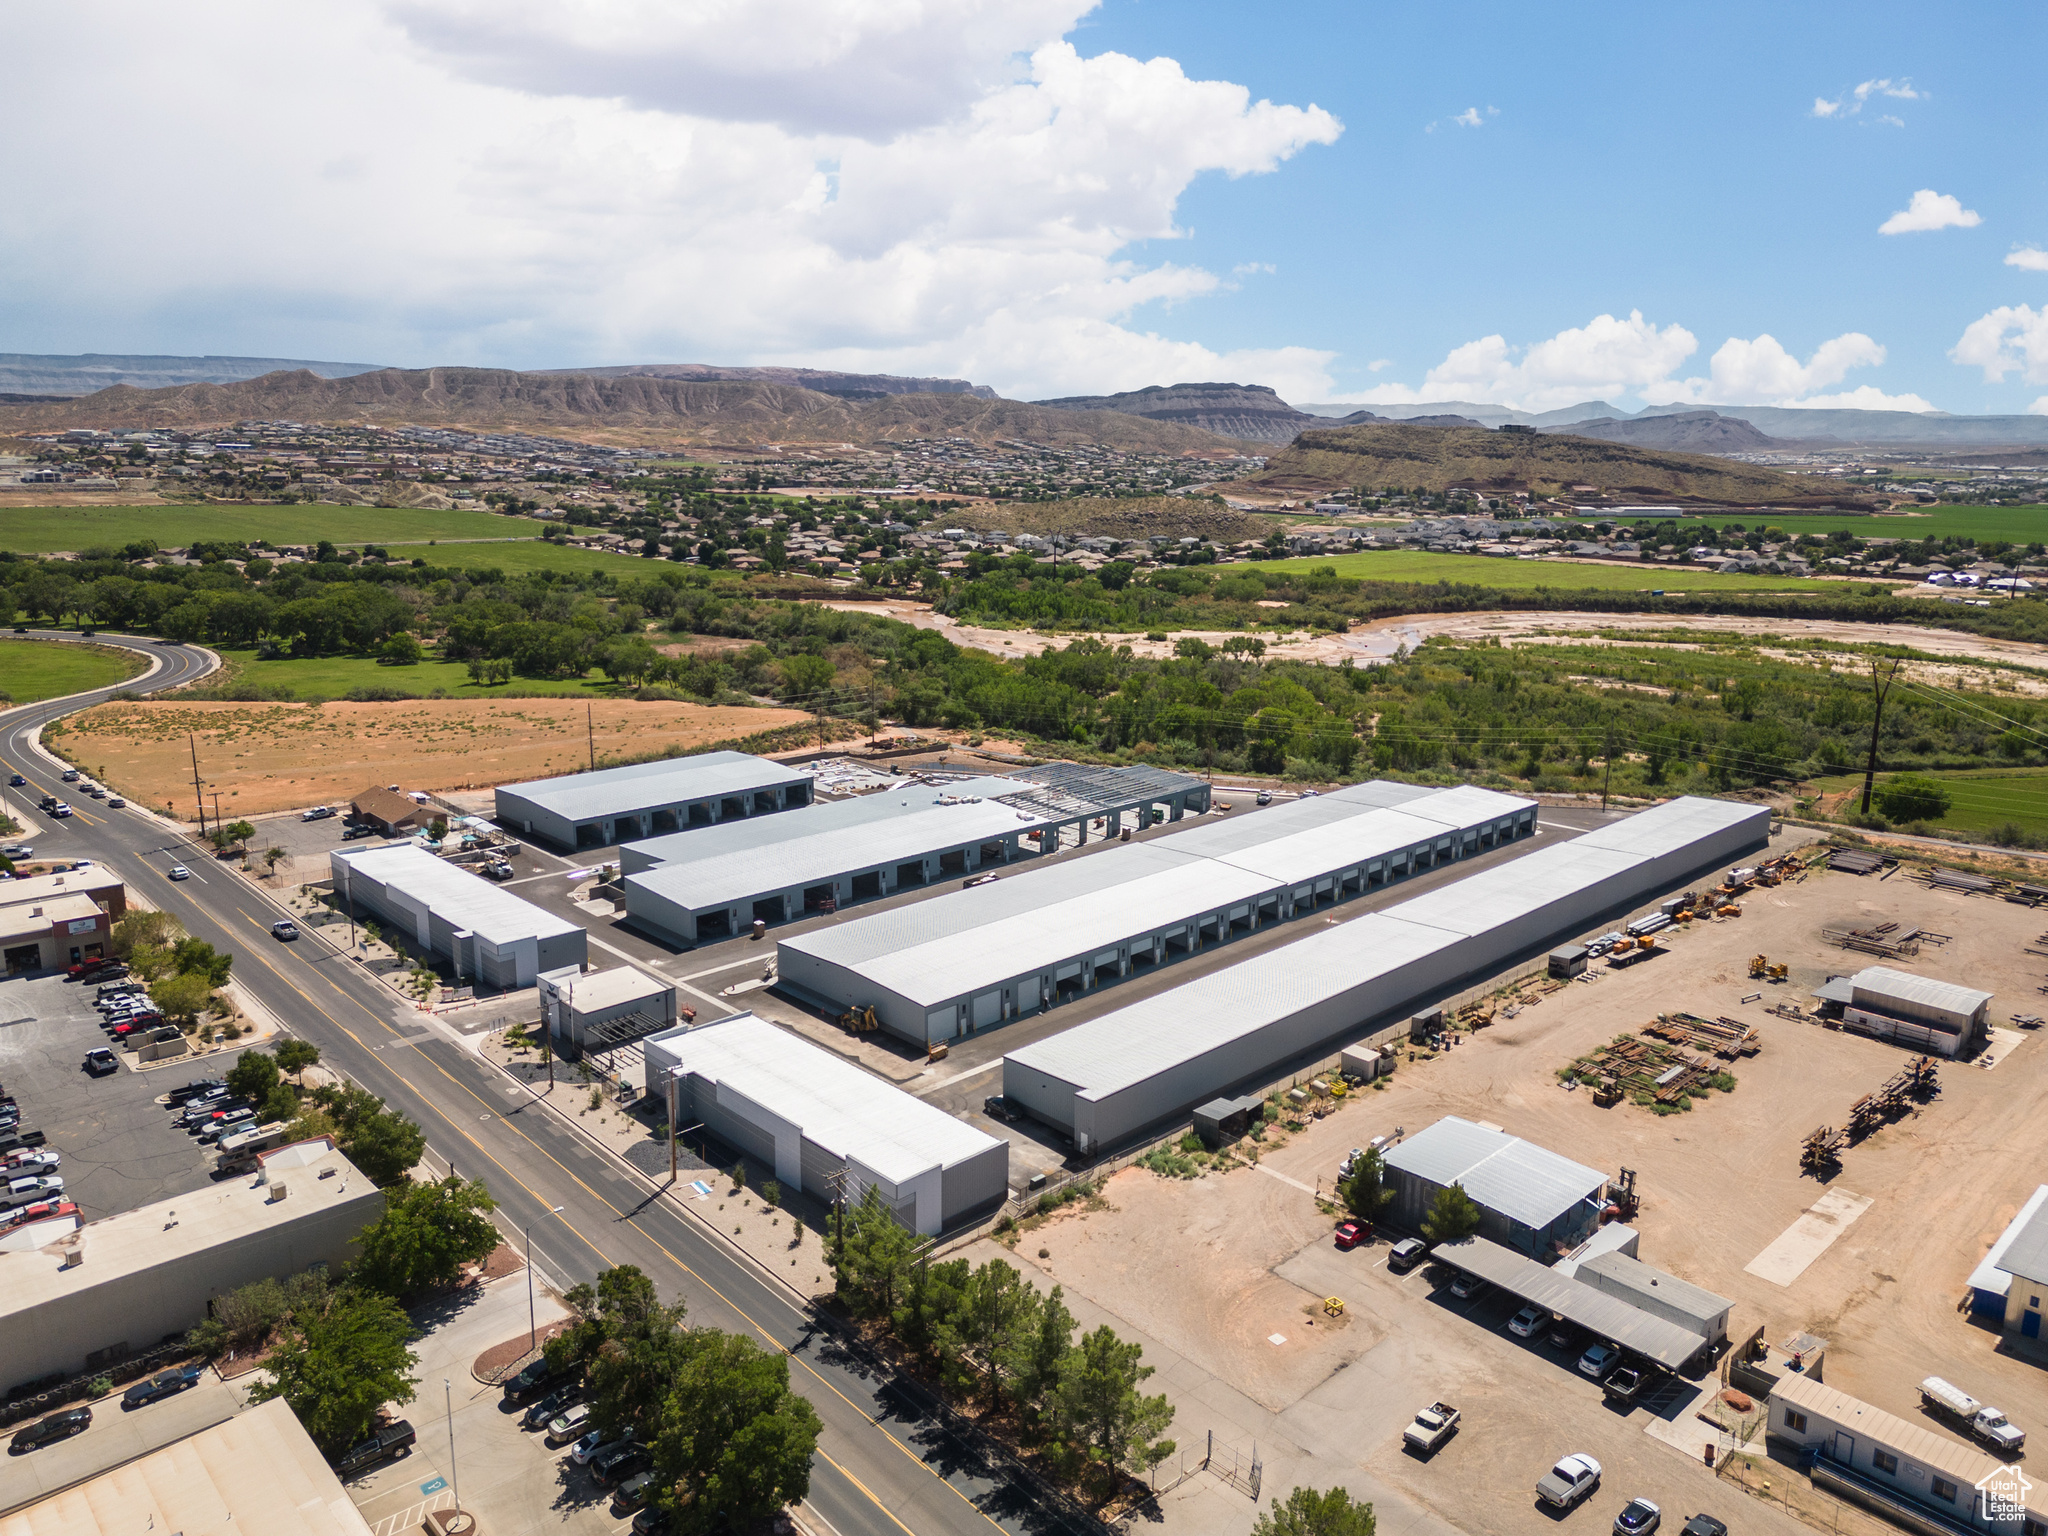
[1573,1250,1733,1344]
[1815,965,1994,1057]
[329,844,585,988]
[640,1013,1006,1234]
[1429,1236,1709,1370]
[1385,1117,1609,1256]
[494,752,813,851]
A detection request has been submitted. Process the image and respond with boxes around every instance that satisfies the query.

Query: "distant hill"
[0,353,386,397]
[530,363,996,399]
[1034,382,1371,443]
[0,367,1234,452]
[1294,399,1624,428]
[1540,410,1783,452]
[1247,423,1873,506]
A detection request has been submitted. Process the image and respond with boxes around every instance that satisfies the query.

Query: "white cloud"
[1880,189,1981,235]
[0,1,1342,400]
[1335,310,1699,413]
[1365,358,1393,372]
[2007,248,2048,272]
[1453,107,1484,128]
[1231,261,1276,276]
[2031,397,2048,416]
[1952,305,2048,383]
[1653,331,1893,405]
[1814,77,1921,119]
[1788,385,1935,411]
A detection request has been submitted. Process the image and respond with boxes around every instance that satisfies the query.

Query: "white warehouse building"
[1002,796,1770,1151]
[641,1013,1007,1234]
[776,781,1536,1047]
[331,844,586,988]
[495,751,814,851]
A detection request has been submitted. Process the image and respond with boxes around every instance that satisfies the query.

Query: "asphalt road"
[0,631,1078,1536]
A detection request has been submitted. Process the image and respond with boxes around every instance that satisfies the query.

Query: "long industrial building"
[621,764,1207,943]
[1002,795,1769,1151]
[495,751,815,850]
[331,843,586,987]
[641,1013,1007,1234]
[776,781,1536,1045]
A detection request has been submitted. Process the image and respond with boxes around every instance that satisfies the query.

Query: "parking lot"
[0,972,224,1222]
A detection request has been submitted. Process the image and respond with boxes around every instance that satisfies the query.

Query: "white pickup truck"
[1403,1402,1460,1454]
[1921,1377,2026,1453]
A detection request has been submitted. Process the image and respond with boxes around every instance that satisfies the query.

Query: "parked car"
[167,865,190,880]
[0,1129,48,1154]
[1255,790,1273,806]
[271,920,299,941]
[4,1197,76,1228]
[108,798,126,809]
[982,1095,1013,1122]
[1387,1238,1428,1273]
[60,770,78,783]
[503,1355,576,1404]
[302,805,337,821]
[1577,1343,1621,1381]
[1509,1305,1545,1338]
[9,1407,91,1453]
[613,1469,658,1512]
[166,1079,224,1106]
[545,1404,593,1445]
[1333,1219,1370,1250]
[1614,1499,1661,1536]
[632,1507,673,1535]
[341,825,374,841]
[5,1150,59,1172]
[1678,1515,1727,1536]
[522,1382,584,1431]
[1535,1453,1602,1510]
[87,788,106,799]
[1402,1401,1460,1455]
[0,843,31,858]
[1448,1272,1488,1301]
[592,1441,651,1486]
[333,1419,415,1476]
[122,1364,204,1409]
[5,1175,63,1203]
[1547,1320,1580,1351]
[197,1110,256,1143]
[571,1429,628,1467]
[1605,1365,1648,1405]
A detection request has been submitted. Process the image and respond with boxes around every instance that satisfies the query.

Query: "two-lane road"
[0,632,1082,1536]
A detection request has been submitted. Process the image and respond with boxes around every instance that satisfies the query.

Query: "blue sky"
[3,0,2043,412]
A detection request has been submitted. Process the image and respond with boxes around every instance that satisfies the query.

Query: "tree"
[652,1331,822,1536]
[264,845,287,877]
[955,1261,1036,1406]
[1253,1487,1376,1536]
[227,1048,281,1105]
[1873,774,1952,824]
[149,971,217,1029]
[779,653,834,700]
[275,1038,321,1082]
[1053,1325,1175,1481]
[352,1177,501,1296]
[222,819,256,855]
[1338,1147,1393,1223]
[549,1268,693,1443]
[1421,1182,1482,1245]
[111,907,182,960]
[250,1289,419,1456]
[171,937,233,986]
[379,632,424,665]
[891,1256,970,1365]
[1001,1282,1076,1419]
[315,1084,427,1186]
[830,1183,918,1317]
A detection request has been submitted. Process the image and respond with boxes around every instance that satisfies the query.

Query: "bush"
[1874,774,1952,824]
[1708,1071,1737,1093]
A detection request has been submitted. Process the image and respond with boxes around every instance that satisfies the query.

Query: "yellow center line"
[816,1449,921,1536]
[230,909,1002,1533]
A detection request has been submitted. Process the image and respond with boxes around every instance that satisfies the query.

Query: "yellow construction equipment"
[1749,955,1769,978]
[1768,962,1788,982]
[1323,1297,1346,1317]
[1718,903,1743,918]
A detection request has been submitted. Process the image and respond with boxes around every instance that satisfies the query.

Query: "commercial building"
[1814,966,1995,1058]
[540,963,679,1056]
[0,1397,375,1536]
[779,780,1535,1047]
[348,784,433,836]
[1002,795,1768,1150]
[621,764,1205,944]
[494,751,814,851]
[330,844,585,989]
[1569,1249,1733,1345]
[641,1013,1006,1234]
[1429,1235,1711,1371]
[1768,1372,2024,1536]
[0,1138,382,1393]
[0,866,126,974]
[1967,1184,2048,1344]
[1385,1116,1610,1256]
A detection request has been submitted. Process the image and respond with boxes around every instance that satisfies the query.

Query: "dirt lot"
[1001,835,2048,1536]
[51,697,815,816]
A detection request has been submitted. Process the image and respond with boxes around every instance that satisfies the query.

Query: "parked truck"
[215,1121,291,1176]
[1403,1402,1460,1454]
[1920,1377,2027,1453]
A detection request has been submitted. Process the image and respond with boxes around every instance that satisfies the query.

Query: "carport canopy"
[1432,1235,1706,1371]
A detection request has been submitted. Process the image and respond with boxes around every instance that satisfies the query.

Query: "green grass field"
[203,647,628,700]
[1813,767,2048,841]
[0,503,553,552]
[378,540,660,576]
[1260,549,1835,591]
[1687,505,2048,544]
[0,638,147,703]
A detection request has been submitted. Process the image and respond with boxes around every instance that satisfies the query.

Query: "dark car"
[333,1419,416,1476]
[592,1440,651,1486]
[341,825,374,841]
[1387,1237,1428,1273]
[521,1381,586,1431]
[10,1407,91,1453]
[502,1355,575,1404]
[632,1508,674,1535]
[166,1079,225,1107]
[982,1095,1013,1122]
[7,774,23,786]
[122,1364,204,1409]
[0,1129,47,1154]
[1679,1516,1727,1536]
[83,1048,117,1076]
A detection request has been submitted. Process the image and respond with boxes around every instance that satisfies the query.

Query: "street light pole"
[444,1377,461,1526]
[525,1205,563,1352]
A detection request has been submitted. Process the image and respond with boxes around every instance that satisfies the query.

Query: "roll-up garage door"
[973,991,1002,1028]
[927,1007,960,1041]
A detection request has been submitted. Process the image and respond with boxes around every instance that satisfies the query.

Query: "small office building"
[1570,1250,1733,1346]
[1384,1117,1610,1257]
[1814,966,1995,1058]
[539,964,679,1056]
[1768,1372,2024,1536]
[641,1013,1006,1234]
[330,844,585,988]
[495,752,814,851]
[348,785,433,836]
[0,867,126,973]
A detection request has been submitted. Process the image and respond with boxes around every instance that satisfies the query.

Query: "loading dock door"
[973,991,1002,1029]
[927,1007,960,1041]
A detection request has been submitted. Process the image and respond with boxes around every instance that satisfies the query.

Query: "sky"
[4,0,2046,414]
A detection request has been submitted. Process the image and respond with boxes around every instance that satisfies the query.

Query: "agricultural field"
[200,647,624,700]
[0,502,546,552]
[1690,503,2048,544]
[52,697,822,815]
[1811,767,2048,844]
[376,538,661,575]
[0,636,146,703]
[1260,548,1842,591]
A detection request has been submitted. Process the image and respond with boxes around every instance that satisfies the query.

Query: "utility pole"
[443,1378,461,1528]
[1860,657,1904,817]
[189,734,206,836]
[1601,728,1614,813]
[586,703,595,773]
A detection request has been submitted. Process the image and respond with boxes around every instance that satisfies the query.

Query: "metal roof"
[1009,909,1462,1096]
[1993,1187,2048,1287]
[330,845,583,946]
[1769,1372,2004,1489]
[1385,1116,1607,1230]
[624,777,1028,869]
[642,1013,1000,1184]
[1429,1236,1707,1370]
[555,966,670,1011]
[1973,1185,2048,1296]
[1383,842,1645,937]
[1572,796,1769,857]
[1578,1251,1732,1326]
[1849,966,1993,1018]
[497,751,809,822]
